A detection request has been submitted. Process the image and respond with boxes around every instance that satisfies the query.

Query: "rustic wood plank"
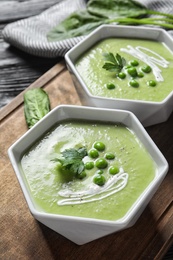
[0,0,62,109]
[0,0,61,22]
[0,62,65,120]
[0,36,59,108]
[0,63,172,260]
[141,204,173,259]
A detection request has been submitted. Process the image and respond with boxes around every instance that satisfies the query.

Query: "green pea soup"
[21,120,156,221]
[75,38,173,102]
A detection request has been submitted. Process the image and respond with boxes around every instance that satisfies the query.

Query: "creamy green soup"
[75,38,173,102]
[21,120,156,221]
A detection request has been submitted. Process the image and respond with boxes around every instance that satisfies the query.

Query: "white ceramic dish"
[65,25,173,127]
[8,105,168,245]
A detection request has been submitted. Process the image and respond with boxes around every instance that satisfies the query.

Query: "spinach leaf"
[87,0,147,19]
[24,88,50,128]
[47,0,147,42]
[47,0,173,42]
[47,10,105,41]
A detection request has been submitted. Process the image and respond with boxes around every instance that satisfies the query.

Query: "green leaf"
[116,53,122,65]
[47,11,105,42]
[103,52,118,64]
[102,52,126,75]
[46,0,173,42]
[87,0,147,19]
[24,88,50,129]
[102,62,121,73]
[62,147,87,161]
[47,0,147,42]
[54,147,88,175]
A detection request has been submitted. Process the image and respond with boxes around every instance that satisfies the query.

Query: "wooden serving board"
[0,62,173,260]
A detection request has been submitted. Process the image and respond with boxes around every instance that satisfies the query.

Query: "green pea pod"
[24,88,50,129]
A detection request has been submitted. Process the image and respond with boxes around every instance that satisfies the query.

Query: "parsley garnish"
[53,147,88,175]
[102,52,126,75]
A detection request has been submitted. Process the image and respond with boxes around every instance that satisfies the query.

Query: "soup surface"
[21,120,156,221]
[75,38,173,102]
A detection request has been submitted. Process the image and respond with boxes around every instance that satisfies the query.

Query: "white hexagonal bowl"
[65,25,173,127]
[8,105,168,245]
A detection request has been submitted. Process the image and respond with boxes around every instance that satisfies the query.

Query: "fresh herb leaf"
[116,53,126,68]
[53,147,88,175]
[24,88,50,129]
[87,0,147,19]
[102,52,126,75]
[47,11,105,41]
[47,0,173,42]
[103,52,118,64]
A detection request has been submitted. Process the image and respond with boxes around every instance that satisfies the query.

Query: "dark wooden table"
[0,1,172,259]
[0,0,61,109]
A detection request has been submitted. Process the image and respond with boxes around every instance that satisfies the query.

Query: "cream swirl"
[58,167,128,205]
[120,45,169,81]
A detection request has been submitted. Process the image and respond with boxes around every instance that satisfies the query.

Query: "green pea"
[85,161,94,170]
[127,67,137,77]
[137,72,144,78]
[109,166,119,175]
[95,158,108,169]
[93,174,106,186]
[141,65,152,73]
[106,83,115,89]
[88,148,99,159]
[147,80,157,87]
[105,153,115,160]
[118,72,126,79]
[96,170,104,175]
[94,141,105,151]
[124,65,131,70]
[76,171,87,179]
[129,79,139,88]
[130,60,139,66]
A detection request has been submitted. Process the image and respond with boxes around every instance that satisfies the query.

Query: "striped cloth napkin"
[2,0,173,58]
